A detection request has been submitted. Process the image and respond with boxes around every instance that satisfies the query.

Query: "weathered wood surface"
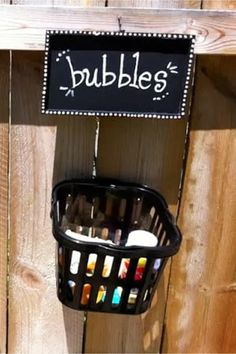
[0,51,9,354]
[84,0,199,352]
[163,54,236,354]
[110,0,201,8]
[163,0,236,350]
[0,6,236,53]
[8,1,101,353]
[85,120,187,354]
[8,51,96,354]
[12,0,105,6]
[203,0,236,9]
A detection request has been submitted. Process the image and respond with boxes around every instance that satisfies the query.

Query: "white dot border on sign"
[41,110,184,119]
[180,35,196,118]
[42,30,196,118]
[41,30,51,113]
[46,29,195,40]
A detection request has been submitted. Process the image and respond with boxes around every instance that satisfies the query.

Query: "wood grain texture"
[162,55,236,353]
[96,119,188,213]
[85,119,187,353]
[0,52,9,354]
[109,0,201,8]
[1,6,236,53]
[203,0,236,9]
[163,0,236,351]
[12,0,105,5]
[8,51,96,354]
[84,0,199,352]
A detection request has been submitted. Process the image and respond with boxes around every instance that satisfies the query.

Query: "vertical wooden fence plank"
[85,1,200,353]
[0,26,10,354]
[0,51,9,354]
[9,0,104,352]
[0,5,11,350]
[8,51,96,354]
[203,0,236,9]
[163,0,236,352]
[163,54,236,354]
[85,120,187,353]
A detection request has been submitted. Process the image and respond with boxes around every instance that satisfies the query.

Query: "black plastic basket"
[51,178,181,315]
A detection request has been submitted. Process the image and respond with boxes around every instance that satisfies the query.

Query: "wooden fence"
[0,1,236,353]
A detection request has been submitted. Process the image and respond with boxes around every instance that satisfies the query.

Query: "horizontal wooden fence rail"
[0,6,236,53]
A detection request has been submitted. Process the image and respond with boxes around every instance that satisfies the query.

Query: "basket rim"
[51,177,182,258]
[52,177,169,207]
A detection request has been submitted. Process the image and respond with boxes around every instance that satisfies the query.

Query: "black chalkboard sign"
[42,30,195,118]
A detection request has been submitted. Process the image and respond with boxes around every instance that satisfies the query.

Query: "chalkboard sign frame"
[42,30,195,119]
